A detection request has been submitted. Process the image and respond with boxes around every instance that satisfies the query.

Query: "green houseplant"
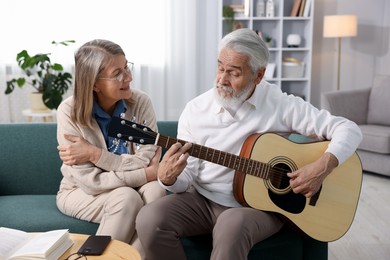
[5,40,75,110]
[264,34,273,48]
[223,5,235,33]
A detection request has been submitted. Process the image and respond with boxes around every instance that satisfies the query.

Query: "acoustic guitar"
[108,117,362,242]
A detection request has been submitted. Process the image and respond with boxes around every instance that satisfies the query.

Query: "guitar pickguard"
[268,189,306,214]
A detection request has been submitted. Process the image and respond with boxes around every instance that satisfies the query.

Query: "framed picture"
[265,63,276,79]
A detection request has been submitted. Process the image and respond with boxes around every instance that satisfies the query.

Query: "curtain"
[0,0,219,122]
[0,65,30,122]
[0,64,11,122]
[139,0,219,120]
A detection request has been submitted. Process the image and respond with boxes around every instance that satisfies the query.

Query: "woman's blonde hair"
[72,39,125,127]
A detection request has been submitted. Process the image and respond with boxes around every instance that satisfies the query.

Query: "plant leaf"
[43,89,62,110]
[16,78,26,87]
[52,63,63,71]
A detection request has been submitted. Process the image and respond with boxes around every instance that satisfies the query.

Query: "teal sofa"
[0,122,327,259]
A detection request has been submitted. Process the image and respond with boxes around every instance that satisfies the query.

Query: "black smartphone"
[77,235,111,255]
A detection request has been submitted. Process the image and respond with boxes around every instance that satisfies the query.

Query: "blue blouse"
[93,99,128,155]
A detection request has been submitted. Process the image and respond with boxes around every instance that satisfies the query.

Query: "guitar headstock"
[108,117,157,145]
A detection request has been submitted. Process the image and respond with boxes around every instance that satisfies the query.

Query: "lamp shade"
[323,15,357,38]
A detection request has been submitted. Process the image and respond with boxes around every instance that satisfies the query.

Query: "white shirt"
[159,80,362,207]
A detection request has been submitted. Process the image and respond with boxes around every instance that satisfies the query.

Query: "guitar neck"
[107,117,270,179]
[155,134,270,179]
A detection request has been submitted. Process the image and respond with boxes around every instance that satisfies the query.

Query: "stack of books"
[290,0,312,17]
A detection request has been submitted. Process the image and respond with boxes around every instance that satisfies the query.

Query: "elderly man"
[136,28,362,260]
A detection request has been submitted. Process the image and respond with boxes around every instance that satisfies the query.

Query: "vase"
[286,34,302,48]
[29,93,49,111]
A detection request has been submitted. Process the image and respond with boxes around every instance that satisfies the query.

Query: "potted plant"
[223,5,235,33]
[5,40,75,110]
[264,35,273,48]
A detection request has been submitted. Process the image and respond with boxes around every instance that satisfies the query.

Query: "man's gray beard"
[214,82,254,108]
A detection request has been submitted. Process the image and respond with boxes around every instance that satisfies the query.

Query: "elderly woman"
[56,39,165,258]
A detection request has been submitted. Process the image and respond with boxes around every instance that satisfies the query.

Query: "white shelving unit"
[219,0,314,101]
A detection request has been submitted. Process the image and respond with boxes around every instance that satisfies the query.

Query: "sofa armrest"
[321,88,371,125]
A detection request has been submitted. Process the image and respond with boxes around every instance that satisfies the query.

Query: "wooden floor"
[328,172,390,260]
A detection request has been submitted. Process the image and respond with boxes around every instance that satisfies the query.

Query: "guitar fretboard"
[156,134,271,179]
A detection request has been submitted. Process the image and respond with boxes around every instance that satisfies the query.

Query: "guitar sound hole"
[270,163,291,190]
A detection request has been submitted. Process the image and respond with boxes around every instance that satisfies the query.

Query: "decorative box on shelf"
[282,57,305,78]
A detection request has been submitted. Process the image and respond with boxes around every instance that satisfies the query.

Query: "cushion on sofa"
[322,88,370,125]
[358,125,390,154]
[367,74,390,125]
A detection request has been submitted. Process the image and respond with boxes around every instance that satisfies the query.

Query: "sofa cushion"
[367,75,390,125]
[358,125,390,154]
[0,195,99,234]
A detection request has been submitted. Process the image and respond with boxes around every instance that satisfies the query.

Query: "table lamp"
[323,15,357,91]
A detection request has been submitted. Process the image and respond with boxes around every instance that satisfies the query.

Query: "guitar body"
[234,133,362,242]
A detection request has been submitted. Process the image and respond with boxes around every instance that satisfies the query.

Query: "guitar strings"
[123,122,292,182]
[157,132,291,180]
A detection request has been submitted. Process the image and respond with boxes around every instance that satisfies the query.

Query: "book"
[265,63,276,79]
[298,0,306,16]
[0,227,73,260]
[244,0,250,17]
[303,0,312,17]
[290,0,302,16]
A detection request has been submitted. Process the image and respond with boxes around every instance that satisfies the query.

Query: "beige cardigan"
[56,89,158,195]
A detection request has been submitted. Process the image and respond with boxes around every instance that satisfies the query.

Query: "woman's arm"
[56,97,158,195]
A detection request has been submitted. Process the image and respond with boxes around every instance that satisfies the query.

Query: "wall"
[311,0,389,108]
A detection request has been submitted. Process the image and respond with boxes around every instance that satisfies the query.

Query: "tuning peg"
[120,113,126,119]
[142,120,147,125]
[130,116,136,122]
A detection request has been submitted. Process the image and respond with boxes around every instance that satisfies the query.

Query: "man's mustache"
[216,84,233,94]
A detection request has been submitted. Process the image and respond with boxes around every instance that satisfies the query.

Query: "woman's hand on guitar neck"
[158,142,192,186]
[287,152,339,198]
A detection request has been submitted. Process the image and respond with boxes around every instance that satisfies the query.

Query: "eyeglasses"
[97,62,134,82]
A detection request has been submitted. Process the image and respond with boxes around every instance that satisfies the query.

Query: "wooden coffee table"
[59,233,141,259]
